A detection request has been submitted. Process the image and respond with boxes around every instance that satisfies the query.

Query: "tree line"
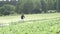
[0,0,60,16]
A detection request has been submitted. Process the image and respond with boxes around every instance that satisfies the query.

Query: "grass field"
[0,13,60,23]
[0,13,60,34]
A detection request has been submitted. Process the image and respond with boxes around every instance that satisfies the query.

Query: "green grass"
[0,13,60,34]
[0,13,60,23]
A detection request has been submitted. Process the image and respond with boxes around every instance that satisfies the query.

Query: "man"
[21,14,25,20]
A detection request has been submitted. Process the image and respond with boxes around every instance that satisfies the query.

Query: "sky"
[0,0,2,1]
[0,0,8,1]
[0,0,18,1]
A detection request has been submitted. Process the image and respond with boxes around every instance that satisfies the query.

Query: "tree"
[16,0,60,13]
[0,4,16,16]
[16,0,41,14]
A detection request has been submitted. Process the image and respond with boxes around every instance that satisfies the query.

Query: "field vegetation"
[0,13,60,34]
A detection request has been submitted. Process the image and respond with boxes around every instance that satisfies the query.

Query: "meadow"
[0,13,60,34]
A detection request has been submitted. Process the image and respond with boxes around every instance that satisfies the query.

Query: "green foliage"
[0,13,60,34]
[16,0,41,14]
[16,0,60,14]
[0,17,60,34]
[0,0,60,15]
[0,4,16,16]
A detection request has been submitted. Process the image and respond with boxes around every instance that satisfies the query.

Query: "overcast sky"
[0,0,18,1]
[0,0,2,1]
[0,0,8,1]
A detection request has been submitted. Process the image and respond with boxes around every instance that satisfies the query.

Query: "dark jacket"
[21,15,25,19]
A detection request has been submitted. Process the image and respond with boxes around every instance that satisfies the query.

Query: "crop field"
[0,13,60,34]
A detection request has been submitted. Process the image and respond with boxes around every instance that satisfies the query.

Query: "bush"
[0,4,16,16]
